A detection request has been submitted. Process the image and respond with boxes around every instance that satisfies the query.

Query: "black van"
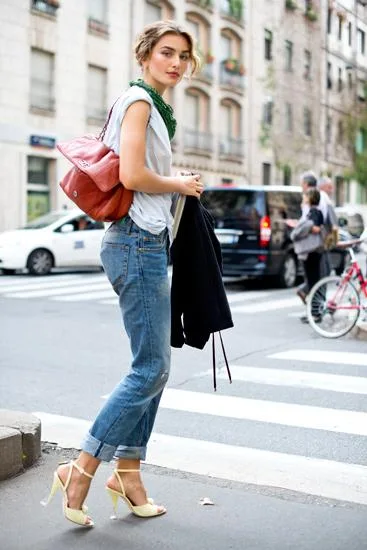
[201,185,303,288]
[202,184,347,288]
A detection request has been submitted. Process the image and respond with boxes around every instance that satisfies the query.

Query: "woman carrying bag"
[41,20,202,527]
[291,188,324,304]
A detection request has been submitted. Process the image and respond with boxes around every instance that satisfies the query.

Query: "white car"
[0,209,105,275]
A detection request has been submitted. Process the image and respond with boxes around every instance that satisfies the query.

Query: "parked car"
[335,206,365,238]
[0,209,105,275]
[201,185,349,288]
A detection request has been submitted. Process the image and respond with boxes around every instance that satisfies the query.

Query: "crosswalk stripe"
[214,365,367,394]
[0,275,107,294]
[32,411,367,505]
[231,296,299,313]
[159,388,367,436]
[270,349,367,367]
[226,291,271,304]
[0,274,82,289]
[53,290,116,302]
[5,282,110,298]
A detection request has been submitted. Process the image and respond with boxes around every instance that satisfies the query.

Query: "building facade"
[320,0,367,206]
[1,0,367,232]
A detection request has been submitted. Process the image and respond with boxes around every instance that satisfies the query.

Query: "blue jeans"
[81,217,171,461]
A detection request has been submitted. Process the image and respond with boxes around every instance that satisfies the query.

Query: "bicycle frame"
[327,248,367,312]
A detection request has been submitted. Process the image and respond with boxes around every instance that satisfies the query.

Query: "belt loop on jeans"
[120,215,132,233]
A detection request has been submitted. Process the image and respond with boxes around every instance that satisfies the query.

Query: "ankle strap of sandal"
[72,460,94,479]
[115,468,140,473]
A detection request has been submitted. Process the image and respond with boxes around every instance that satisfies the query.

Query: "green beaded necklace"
[129,79,177,140]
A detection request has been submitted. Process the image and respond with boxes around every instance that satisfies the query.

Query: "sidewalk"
[1,451,367,550]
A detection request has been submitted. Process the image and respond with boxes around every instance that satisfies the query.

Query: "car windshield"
[21,212,69,230]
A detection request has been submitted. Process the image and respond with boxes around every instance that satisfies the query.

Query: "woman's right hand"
[176,174,203,198]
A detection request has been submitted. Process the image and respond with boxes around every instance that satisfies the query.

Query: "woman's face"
[142,33,191,93]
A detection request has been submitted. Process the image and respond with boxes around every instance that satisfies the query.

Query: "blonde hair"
[134,20,201,77]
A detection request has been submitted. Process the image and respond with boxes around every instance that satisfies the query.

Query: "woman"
[292,188,324,311]
[42,20,202,526]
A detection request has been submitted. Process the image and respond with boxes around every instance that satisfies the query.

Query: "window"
[184,89,212,152]
[88,0,108,22]
[338,15,343,40]
[326,115,332,144]
[87,65,107,121]
[285,102,293,132]
[32,0,59,16]
[186,92,200,130]
[262,163,271,186]
[145,0,173,23]
[304,49,311,80]
[337,120,344,145]
[285,40,293,72]
[338,67,343,92]
[358,78,366,101]
[283,166,292,186]
[262,98,273,126]
[348,70,353,90]
[327,8,332,34]
[145,1,161,23]
[219,99,243,156]
[264,29,273,61]
[348,22,353,46]
[304,107,312,136]
[327,61,332,89]
[358,28,366,54]
[27,157,52,221]
[30,49,55,112]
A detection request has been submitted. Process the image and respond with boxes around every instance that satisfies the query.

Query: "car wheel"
[27,249,54,275]
[278,253,297,288]
[1,268,16,275]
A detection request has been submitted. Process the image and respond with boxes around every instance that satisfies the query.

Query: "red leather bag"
[57,103,133,222]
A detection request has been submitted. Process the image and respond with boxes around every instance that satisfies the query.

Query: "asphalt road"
[1,271,367,549]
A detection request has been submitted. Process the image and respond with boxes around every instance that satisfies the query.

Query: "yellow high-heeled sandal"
[41,460,94,527]
[106,468,166,519]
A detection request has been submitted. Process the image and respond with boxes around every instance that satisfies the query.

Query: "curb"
[0,410,41,481]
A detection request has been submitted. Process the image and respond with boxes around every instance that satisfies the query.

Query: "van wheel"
[278,253,297,288]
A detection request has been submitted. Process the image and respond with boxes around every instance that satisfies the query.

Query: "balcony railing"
[30,93,55,112]
[187,0,213,11]
[31,0,59,16]
[184,128,213,153]
[219,136,244,158]
[220,61,246,90]
[88,17,109,36]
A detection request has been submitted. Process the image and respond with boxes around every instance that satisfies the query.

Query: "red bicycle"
[306,238,367,338]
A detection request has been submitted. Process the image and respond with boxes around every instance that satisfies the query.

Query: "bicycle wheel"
[306,275,360,338]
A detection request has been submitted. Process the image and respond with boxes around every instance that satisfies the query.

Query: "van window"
[202,190,265,230]
[267,191,302,220]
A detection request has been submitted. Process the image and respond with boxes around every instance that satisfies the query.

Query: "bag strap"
[211,332,232,391]
[98,97,120,141]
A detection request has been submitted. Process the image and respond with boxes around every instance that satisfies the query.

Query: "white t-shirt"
[103,85,174,242]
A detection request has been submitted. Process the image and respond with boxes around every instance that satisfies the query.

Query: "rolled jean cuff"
[81,432,116,462]
[115,444,147,461]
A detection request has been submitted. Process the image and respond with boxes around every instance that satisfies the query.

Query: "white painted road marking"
[33,411,367,506]
[231,297,300,313]
[159,388,367,436]
[270,349,367,367]
[215,365,367,394]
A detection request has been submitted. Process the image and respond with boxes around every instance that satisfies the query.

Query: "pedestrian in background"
[42,20,202,527]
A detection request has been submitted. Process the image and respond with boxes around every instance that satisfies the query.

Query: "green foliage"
[285,0,297,10]
[228,0,243,20]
